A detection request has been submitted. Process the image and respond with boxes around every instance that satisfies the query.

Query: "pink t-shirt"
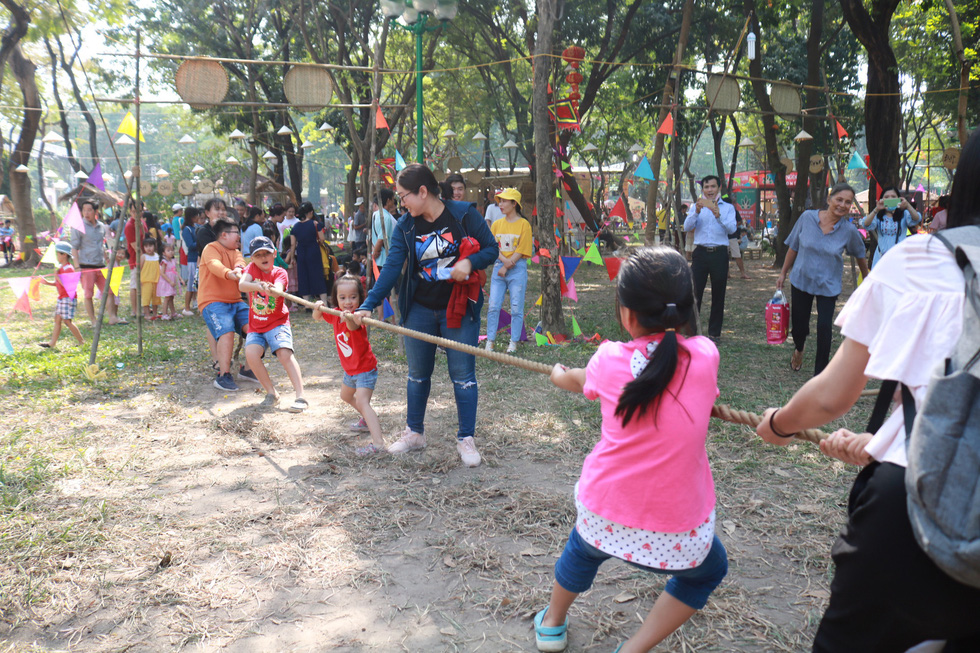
[579,333,719,532]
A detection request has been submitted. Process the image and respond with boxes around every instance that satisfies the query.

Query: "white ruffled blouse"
[834,234,966,467]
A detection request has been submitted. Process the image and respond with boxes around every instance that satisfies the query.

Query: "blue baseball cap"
[249,236,276,254]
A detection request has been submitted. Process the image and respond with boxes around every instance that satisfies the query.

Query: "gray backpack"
[902,225,980,588]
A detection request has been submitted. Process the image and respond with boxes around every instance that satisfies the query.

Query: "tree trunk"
[791,0,823,219]
[533,0,564,335]
[840,0,902,190]
[745,0,792,267]
[55,35,100,165]
[643,0,695,245]
[943,0,970,146]
[8,42,40,263]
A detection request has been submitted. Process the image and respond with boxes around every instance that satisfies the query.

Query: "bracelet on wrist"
[768,408,796,439]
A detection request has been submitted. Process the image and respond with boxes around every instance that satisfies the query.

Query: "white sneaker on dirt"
[387,427,426,454]
[456,436,481,467]
[506,341,517,353]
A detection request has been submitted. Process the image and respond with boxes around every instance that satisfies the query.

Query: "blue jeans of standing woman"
[485,258,527,343]
[403,305,480,440]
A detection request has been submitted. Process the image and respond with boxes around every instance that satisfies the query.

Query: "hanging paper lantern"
[568,91,581,101]
[562,45,585,69]
[565,71,583,85]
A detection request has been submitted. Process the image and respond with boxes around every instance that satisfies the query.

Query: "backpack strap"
[901,383,916,442]
[866,379,898,434]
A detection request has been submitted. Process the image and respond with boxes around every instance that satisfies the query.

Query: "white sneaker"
[387,427,426,454]
[456,436,481,467]
[484,340,494,352]
[506,341,517,353]
[181,309,195,317]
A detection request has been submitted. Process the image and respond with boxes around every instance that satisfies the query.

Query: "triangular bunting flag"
[106,266,124,296]
[0,327,14,354]
[846,151,868,170]
[561,256,581,281]
[835,120,848,140]
[534,331,548,346]
[915,183,926,193]
[7,276,30,298]
[63,202,85,233]
[571,316,583,338]
[604,257,623,281]
[545,331,556,344]
[116,111,145,142]
[58,271,82,299]
[634,155,655,181]
[40,244,59,266]
[372,258,381,280]
[582,243,604,266]
[375,107,389,130]
[12,291,31,317]
[657,113,675,136]
[562,277,578,302]
[29,277,43,301]
[609,196,627,221]
[86,163,105,191]
[535,294,542,306]
[382,297,395,320]
[395,150,407,171]
[497,309,512,333]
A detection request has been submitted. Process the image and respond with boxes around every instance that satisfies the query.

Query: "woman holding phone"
[862,186,921,267]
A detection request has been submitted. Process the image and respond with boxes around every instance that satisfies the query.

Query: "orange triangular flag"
[657,113,675,136]
[28,277,42,301]
[376,107,389,130]
[372,258,381,280]
[609,196,627,220]
[835,120,848,140]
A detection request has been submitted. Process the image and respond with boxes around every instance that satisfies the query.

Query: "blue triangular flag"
[395,150,407,171]
[0,328,13,355]
[846,151,868,170]
[561,256,581,282]
[634,155,656,181]
[382,297,395,320]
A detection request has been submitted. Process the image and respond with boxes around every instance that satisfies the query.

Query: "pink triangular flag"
[86,163,105,191]
[561,277,578,302]
[530,254,540,264]
[7,276,31,298]
[12,291,31,317]
[58,271,82,299]
[62,202,85,233]
[915,184,926,193]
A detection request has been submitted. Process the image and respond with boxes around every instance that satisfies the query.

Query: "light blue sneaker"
[534,608,568,652]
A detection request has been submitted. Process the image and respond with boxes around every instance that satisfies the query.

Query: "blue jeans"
[244,323,293,354]
[554,527,728,610]
[202,301,249,340]
[403,304,479,440]
[486,259,527,342]
[343,367,379,390]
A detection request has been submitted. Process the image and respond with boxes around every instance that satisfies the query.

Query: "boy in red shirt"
[39,242,84,348]
[238,236,307,412]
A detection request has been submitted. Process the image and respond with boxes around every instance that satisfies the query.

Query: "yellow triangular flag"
[571,316,583,338]
[41,243,59,265]
[116,111,145,142]
[535,294,542,306]
[107,266,124,295]
[546,331,556,344]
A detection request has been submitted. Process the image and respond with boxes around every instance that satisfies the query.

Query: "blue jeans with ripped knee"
[402,305,479,440]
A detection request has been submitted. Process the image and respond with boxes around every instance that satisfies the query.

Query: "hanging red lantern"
[568,91,581,101]
[565,71,583,85]
[562,45,585,69]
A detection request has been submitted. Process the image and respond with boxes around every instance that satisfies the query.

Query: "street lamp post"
[382,0,458,164]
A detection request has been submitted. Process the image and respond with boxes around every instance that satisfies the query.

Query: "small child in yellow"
[484,188,532,353]
[139,237,161,320]
[38,242,84,348]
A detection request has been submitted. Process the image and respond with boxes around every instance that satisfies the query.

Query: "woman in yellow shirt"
[485,188,533,353]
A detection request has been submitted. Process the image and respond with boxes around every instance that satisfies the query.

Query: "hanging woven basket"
[175,60,230,109]
[705,75,740,115]
[283,65,333,111]
[769,82,801,117]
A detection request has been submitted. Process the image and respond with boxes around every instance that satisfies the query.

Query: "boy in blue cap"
[39,241,84,348]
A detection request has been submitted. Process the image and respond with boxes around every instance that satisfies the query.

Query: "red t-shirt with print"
[244,262,289,333]
[321,312,378,375]
[56,263,74,299]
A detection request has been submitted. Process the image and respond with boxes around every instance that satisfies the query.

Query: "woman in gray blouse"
[776,183,870,375]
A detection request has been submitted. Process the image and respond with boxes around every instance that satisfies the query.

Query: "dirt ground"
[1,257,870,652]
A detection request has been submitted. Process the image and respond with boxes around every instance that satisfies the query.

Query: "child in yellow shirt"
[485,188,532,353]
[139,237,161,320]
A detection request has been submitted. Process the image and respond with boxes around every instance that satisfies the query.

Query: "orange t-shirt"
[197,241,245,310]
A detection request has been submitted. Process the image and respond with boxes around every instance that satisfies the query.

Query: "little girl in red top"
[313,275,384,456]
[535,247,728,653]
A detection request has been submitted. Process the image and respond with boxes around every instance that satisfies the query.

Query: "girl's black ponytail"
[613,248,696,427]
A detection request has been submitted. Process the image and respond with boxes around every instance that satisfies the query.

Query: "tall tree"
[839,0,902,191]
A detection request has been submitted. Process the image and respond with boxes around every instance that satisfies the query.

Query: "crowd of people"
[16,127,979,652]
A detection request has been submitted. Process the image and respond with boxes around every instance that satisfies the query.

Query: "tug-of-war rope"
[267,287,845,445]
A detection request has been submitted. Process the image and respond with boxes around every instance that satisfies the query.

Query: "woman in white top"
[756,127,980,651]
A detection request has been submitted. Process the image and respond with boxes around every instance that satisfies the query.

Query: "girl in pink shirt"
[535,247,727,653]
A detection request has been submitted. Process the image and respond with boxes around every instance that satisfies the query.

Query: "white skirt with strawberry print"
[574,485,715,571]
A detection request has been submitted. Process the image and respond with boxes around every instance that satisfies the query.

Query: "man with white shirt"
[683,175,737,339]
